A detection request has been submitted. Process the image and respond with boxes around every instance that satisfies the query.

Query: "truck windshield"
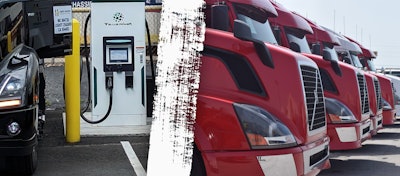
[234,4,278,44]
[323,45,339,62]
[285,29,312,54]
[350,54,364,69]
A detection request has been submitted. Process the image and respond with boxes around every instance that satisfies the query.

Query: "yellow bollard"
[65,19,81,143]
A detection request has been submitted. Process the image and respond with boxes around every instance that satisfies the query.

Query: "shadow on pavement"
[330,144,400,157]
[320,159,400,176]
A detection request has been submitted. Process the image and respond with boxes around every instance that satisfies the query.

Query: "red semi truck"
[267,1,371,150]
[363,71,384,134]
[335,34,389,132]
[301,18,383,135]
[300,19,383,135]
[187,0,330,175]
[325,29,395,126]
[345,37,397,125]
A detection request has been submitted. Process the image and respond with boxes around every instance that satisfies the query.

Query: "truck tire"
[190,147,206,176]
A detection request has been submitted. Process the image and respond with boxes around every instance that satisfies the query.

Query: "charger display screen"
[109,48,128,63]
[103,36,134,72]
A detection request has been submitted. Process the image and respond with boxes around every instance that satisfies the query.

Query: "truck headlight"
[233,103,297,149]
[325,97,357,123]
[382,98,392,110]
[0,70,26,109]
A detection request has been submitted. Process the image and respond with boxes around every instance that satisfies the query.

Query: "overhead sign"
[71,0,91,8]
[53,5,72,34]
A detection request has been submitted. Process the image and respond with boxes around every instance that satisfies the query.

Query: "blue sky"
[275,0,400,69]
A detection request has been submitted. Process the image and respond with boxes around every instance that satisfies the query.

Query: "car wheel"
[6,145,38,175]
[21,145,38,175]
[190,147,206,176]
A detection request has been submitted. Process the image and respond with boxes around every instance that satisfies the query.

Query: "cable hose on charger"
[81,88,113,124]
[81,13,92,113]
[79,13,115,124]
[145,18,156,86]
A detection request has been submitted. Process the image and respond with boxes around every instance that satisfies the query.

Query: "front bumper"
[370,113,383,136]
[382,109,396,125]
[201,137,330,176]
[328,119,371,151]
[0,106,38,156]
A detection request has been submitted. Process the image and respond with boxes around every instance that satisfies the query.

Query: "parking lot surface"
[321,120,400,176]
[36,114,400,176]
[34,110,149,176]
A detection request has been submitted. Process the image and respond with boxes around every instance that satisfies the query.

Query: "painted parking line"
[121,141,147,176]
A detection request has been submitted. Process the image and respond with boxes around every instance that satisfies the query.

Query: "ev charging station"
[83,0,147,130]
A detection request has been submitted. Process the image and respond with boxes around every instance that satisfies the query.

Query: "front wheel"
[21,145,38,175]
[7,145,38,175]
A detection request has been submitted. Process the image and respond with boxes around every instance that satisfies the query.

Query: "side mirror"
[330,59,342,77]
[322,49,331,61]
[289,42,301,53]
[311,43,321,55]
[272,26,282,45]
[395,94,400,105]
[342,57,352,65]
[233,20,274,68]
[211,4,229,31]
[233,19,253,41]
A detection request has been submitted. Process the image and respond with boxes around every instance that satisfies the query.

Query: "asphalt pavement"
[34,110,149,176]
[37,61,149,176]
[320,121,400,176]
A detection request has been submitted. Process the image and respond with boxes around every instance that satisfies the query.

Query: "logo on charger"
[104,12,132,26]
[113,12,124,22]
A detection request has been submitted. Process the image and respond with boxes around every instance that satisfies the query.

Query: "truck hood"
[345,36,376,59]
[306,22,340,46]
[269,1,313,34]
[207,0,278,17]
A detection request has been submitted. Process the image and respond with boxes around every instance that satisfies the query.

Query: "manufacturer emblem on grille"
[314,89,319,103]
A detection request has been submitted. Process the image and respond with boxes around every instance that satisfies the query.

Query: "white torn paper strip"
[147,0,205,176]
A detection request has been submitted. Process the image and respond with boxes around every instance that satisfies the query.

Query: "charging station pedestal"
[81,0,148,134]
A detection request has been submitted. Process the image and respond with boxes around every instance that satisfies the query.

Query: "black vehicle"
[0,0,71,174]
[0,44,39,175]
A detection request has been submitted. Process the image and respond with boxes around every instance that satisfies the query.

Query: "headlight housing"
[233,103,297,149]
[325,97,357,123]
[0,68,26,109]
[382,98,392,110]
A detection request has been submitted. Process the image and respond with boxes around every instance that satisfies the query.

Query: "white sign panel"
[53,5,72,34]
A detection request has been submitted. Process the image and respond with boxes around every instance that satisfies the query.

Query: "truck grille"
[357,74,370,114]
[301,66,326,131]
[310,146,329,167]
[374,79,383,110]
[362,125,371,135]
